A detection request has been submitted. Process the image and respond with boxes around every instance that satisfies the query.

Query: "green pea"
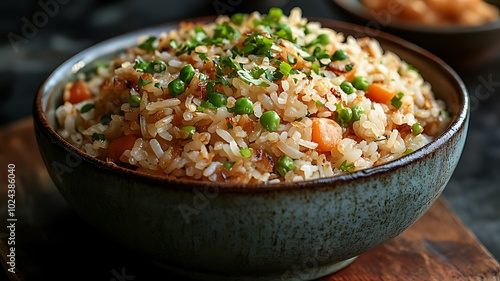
[128,95,141,107]
[276,155,296,177]
[260,111,280,132]
[240,147,251,158]
[340,81,355,95]
[331,49,349,61]
[231,13,245,25]
[234,97,253,115]
[336,107,353,127]
[317,34,330,46]
[168,78,185,97]
[180,64,195,83]
[352,76,369,91]
[206,92,227,108]
[180,125,196,139]
[351,104,365,122]
[268,7,283,21]
[412,122,424,135]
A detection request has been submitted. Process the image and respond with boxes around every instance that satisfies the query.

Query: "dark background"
[1,0,499,278]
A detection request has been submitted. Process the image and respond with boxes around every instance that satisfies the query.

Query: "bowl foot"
[152,256,357,281]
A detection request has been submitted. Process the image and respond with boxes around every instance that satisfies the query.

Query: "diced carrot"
[311,118,343,152]
[68,80,92,104]
[365,83,395,104]
[107,135,137,163]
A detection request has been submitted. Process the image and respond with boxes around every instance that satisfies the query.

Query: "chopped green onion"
[196,52,209,62]
[80,104,95,113]
[213,22,240,42]
[180,125,196,139]
[339,160,355,172]
[133,58,166,74]
[91,133,105,142]
[138,36,157,51]
[407,64,419,73]
[240,147,251,158]
[249,67,266,79]
[154,82,163,90]
[223,161,236,169]
[391,92,404,109]
[169,39,178,49]
[311,63,320,74]
[404,148,415,155]
[412,122,424,135]
[276,155,296,177]
[138,76,151,87]
[316,100,324,107]
[152,60,167,73]
[237,70,270,87]
[128,95,141,107]
[197,101,216,112]
[280,61,293,76]
[287,53,296,65]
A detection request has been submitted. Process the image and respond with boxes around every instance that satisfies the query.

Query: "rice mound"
[55,8,450,184]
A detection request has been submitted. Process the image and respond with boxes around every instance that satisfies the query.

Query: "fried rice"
[55,8,450,184]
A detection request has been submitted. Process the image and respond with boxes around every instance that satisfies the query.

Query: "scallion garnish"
[80,104,95,113]
[391,92,404,109]
[91,133,105,142]
[138,36,157,52]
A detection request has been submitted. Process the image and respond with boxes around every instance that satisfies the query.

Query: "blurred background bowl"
[332,0,500,71]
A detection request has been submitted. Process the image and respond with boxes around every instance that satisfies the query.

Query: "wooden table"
[1,119,499,280]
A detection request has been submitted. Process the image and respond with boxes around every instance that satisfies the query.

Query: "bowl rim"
[332,0,500,34]
[33,16,469,193]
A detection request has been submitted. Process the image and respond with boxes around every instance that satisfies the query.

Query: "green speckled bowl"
[33,18,469,281]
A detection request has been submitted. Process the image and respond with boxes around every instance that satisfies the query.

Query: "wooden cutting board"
[1,118,499,281]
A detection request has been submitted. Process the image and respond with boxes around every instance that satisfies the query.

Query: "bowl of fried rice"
[34,8,469,280]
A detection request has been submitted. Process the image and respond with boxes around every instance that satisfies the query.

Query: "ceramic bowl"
[33,17,469,281]
[332,0,500,71]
